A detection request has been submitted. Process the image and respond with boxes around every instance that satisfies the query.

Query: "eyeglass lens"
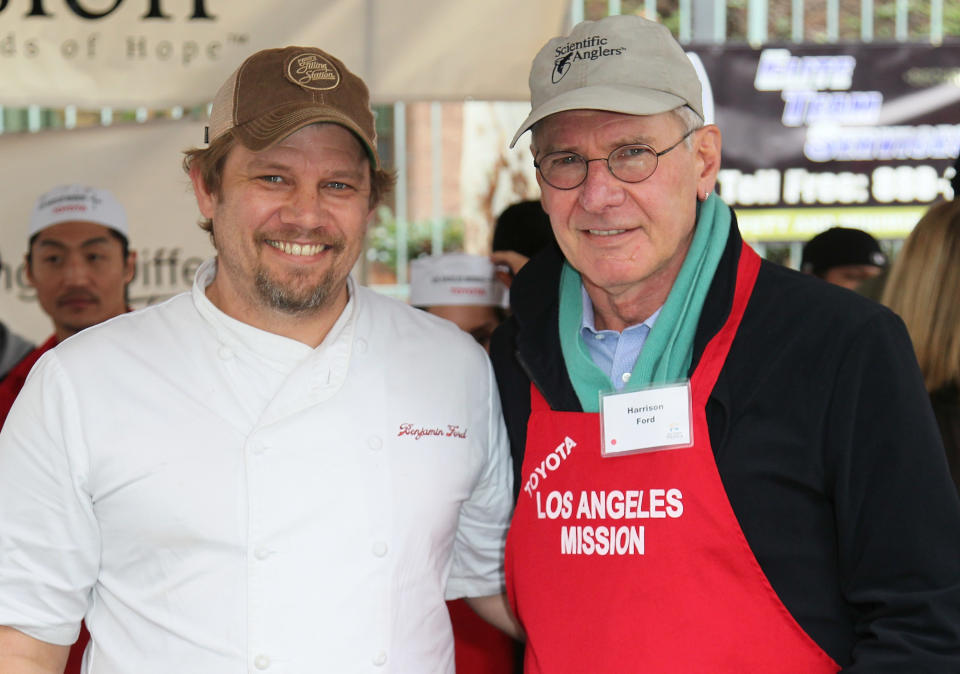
[538,145,657,190]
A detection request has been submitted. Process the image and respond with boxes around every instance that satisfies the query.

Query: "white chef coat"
[0,259,513,674]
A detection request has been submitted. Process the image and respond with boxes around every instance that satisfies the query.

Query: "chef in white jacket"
[0,45,517,674]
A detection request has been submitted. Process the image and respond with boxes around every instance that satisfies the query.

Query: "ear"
[122,249,137,285]
[693,125,722,201]
[363,203,378,230]
[189,164,218,220]
[23,252,35,287]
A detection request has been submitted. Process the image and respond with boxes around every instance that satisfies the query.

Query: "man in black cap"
[801,226,887,291]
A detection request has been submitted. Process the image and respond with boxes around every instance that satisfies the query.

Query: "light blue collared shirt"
[580,285,662,390]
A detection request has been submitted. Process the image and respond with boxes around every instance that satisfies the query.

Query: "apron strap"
[691,241,762,408]
[530,384,551,413]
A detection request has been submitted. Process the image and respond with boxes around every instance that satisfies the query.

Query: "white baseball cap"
[409,254,508,308]
[511,14,703,147]
[29,184,129,239]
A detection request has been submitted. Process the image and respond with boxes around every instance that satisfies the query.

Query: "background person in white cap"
[490,14,960,672]
[0,184,135,428]
[0,184,134,674]
[0,46,516,673]
[409,254,519,674]
[409,253,508,351]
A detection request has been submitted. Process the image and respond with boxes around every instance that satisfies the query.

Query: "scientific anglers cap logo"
[551,35,625,84]
[286,52,340,91]
[553,53,574,83]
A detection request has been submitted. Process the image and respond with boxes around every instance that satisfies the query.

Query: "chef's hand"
[490,250,530,289]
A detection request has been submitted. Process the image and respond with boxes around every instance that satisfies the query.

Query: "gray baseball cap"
[511,14,703,148]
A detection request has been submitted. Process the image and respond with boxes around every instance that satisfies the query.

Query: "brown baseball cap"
[511,15,703,148]
[207,46,380,168]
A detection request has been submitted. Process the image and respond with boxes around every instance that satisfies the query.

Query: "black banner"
[689,42,960,239]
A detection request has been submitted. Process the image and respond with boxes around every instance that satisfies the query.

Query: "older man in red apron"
[490,14,960,672]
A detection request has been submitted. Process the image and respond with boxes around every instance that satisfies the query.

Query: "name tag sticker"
[599,382,693,457]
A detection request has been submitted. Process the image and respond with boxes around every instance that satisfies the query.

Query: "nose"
[280,186,324,228]
[578,159,626,213]
[62,252,93,287]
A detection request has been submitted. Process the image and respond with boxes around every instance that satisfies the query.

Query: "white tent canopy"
[0,0,569,107]
[0,1,567,341]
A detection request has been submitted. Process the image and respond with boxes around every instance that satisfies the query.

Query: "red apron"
[505,243,840,673]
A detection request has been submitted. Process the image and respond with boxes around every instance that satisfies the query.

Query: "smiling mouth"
[587,229,627,237]
[266,240,330,256]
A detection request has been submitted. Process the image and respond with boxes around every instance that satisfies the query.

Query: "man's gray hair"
[530,105,705,153]
[672,105,704,149]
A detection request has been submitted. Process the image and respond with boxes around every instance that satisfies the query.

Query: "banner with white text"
[692,42,960,240]
[0,0,568,107]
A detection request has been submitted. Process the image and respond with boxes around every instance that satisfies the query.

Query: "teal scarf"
[558,193,731,412]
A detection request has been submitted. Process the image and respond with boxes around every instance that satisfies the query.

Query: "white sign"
[0,0,568,107]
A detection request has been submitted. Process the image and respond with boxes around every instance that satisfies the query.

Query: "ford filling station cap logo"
[286,52,341,91]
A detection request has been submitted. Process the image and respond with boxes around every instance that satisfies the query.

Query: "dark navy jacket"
[490,215,960,671]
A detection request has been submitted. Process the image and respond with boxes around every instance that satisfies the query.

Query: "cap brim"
[234,105,380,168]
[509,85,688,148]
[29,218,128,240]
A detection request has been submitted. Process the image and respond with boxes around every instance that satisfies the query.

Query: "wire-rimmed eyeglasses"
[534,130,695,191]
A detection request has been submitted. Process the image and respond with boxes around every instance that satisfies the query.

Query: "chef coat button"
[621,372,631,383]
[251,442,268,456]
[218,345,233,360]
[355,338,368,354]
[368,436,383,451]
[372,651,388,666]
[253,654,270,670]
[254,546,270,561]
[372,541,388,557]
